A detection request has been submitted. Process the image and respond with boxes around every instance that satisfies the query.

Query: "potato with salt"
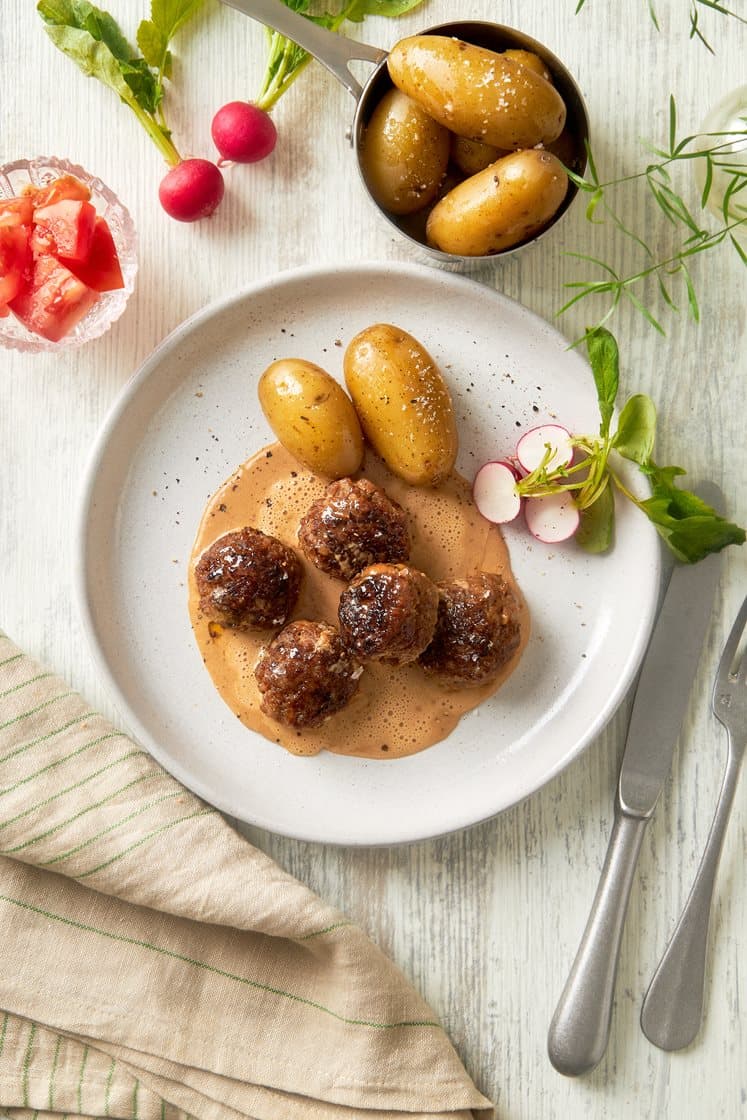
[258,359,363,479]
[387,35,566,151]
[343,324,457,487]
[502,49,552,83]
[361,88,450,215]
[426,150,569,257]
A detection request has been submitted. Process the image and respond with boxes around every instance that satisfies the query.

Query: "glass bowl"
[0,156,138,353]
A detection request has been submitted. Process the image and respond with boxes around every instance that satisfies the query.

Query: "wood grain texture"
[1,1,745,1116]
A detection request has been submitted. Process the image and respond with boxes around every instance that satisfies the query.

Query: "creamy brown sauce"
[188,443,529,759]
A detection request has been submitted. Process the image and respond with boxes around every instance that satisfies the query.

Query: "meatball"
[298,477,410,581]
[338,563,439,665]
[195,527,302,630]
[419,573,522,686]
[254,620,362,728]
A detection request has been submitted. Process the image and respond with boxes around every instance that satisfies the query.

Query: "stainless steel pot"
[220,0,590,267]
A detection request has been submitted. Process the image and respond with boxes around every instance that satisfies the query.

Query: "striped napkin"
[0,632,492,1120]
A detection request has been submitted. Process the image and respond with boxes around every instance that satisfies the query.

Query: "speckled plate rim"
[75,261,661,846]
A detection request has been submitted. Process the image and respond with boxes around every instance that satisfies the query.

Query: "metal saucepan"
[220,0,590,267]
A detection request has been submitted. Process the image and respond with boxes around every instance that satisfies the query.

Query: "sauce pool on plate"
[188,443,529,759]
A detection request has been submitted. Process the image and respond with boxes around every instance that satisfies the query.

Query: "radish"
[473,461,523,524]
[524,493,580,543]
[211,101,277,164]
[516,424,574,474]
[158,159,225,222]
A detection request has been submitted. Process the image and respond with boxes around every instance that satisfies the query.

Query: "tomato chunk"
[24,174,91,208]
[0,222,32,310]
[62,216,124,292]
[33,199,97,262]
[8,254,98,342]
[0,197,34,226]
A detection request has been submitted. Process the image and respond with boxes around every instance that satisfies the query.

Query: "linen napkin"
[0,631,492,1120]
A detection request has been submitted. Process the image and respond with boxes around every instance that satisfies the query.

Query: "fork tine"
[714,595,747,692]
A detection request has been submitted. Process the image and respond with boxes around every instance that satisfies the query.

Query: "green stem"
[128,99,181,165]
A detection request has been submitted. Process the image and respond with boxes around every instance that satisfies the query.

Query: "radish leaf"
[585,326,619,438]
[576,483,615,553]
[613,394,657,464]
[343,0,430,20]
[638,467,746,562]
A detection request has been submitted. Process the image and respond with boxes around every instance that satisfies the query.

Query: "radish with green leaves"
[158,159,225,222]
[38,0,225,221]
[473,328,745,563]
[211,102,277,164]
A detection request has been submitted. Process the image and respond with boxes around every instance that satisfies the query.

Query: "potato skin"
[258,359,364,479]
[343,324,458,487]
[502,49,552,83]
[361,88,450,215]
[387,36,566,150]
[426,150,569,256]
[450,134,506,177]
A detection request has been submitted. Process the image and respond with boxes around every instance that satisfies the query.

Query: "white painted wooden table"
[1,2,745,1116]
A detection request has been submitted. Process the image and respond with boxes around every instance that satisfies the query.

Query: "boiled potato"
[451,134,506,177]
[387,36,566,150]
[258,359,363,479]
[344,324,457,487]
[502,49,552,83]
[361,88,450,215]
[426,150,568,256]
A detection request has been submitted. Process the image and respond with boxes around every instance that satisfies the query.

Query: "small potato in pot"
[450,134,507,178]
[502,48,552,83]
[387,36,566,151]
[258,358,364,479]
[343,323,458,487]
[426,150,568,257]
[361,88,450,215]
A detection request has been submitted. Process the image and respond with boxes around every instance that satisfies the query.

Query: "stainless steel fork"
[640,594,747,1051]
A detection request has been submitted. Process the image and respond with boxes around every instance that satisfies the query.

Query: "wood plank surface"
[1,1,745,1116]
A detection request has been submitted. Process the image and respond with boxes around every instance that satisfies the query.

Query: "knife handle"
[548,808,648,1076]
[640,752,742,1051]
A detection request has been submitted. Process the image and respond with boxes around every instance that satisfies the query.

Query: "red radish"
[516,424,574,474]
[473,460,523,524]
[158,159,225,222]
[524,493,580,543]
[211,101,277,163]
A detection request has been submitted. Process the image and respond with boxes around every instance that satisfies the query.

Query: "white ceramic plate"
[77,262,661,846]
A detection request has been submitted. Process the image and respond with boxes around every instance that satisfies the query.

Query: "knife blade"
[547,501,722,1077]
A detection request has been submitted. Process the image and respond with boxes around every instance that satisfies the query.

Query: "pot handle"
[220,0,388,101]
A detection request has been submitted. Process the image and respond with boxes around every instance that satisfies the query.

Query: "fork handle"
[548,807,649,1076]
[641,748,742,1051]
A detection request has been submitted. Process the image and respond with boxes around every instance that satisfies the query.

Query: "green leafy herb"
[559,96,747,336]
[37,0,207,165]
[515,327,745,562]
[254,0,427,112]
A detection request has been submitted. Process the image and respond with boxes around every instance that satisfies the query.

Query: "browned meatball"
[419,573,522,686]
[298,477,410,581]
[195,527,302,630]
[254,620,362,728]
[338,563,439,665]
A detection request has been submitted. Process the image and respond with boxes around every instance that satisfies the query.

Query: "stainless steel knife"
[547,505,723,1076]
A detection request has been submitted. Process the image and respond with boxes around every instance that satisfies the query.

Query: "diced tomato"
[62,216,124,292]
[33,199,97,262]
[8,254,98,342]
[0,197,34,226]
[23,174,91,208]
[0,221,32,310]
